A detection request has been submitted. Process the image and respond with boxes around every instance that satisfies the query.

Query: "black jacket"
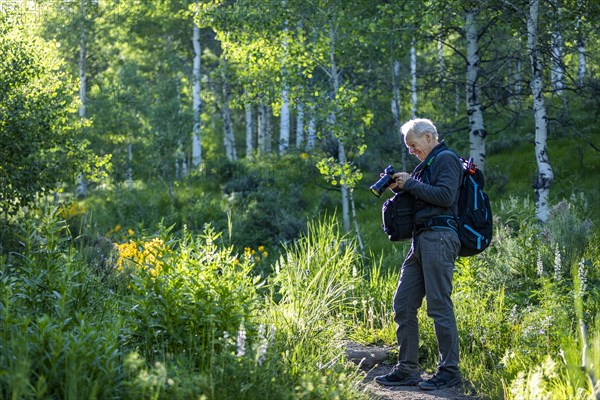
[403,142,462,227]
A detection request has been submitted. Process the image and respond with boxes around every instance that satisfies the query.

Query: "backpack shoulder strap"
[435,149,462,163]
[419,148,461,183]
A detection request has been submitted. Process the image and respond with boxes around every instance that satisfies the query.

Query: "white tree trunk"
[296,99,304,149]
[279,86,290,155]
[307,108,316,150]
[192,15,202,169]
[391,59,407,171]
[391,59,401,139]
[245,92,253,158]
[550,0,565,94]
[410,40,417,119]
[465,9,487,171]
[176,142,186,179]
[76,0,88,198]
[576,0,586,88]
[527,0,554,222]
[279,11,290,156]
[221,68,237,161]
[182,148,187,177]
[258,102,266,155]
[265,105,272,153]
[455,83,460,116]
[438,37,446,81]
[78,0,86,119]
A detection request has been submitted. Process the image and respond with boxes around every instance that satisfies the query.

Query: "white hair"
[400,118,439,139]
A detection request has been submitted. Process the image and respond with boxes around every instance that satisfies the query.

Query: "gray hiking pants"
[393,229,461,373]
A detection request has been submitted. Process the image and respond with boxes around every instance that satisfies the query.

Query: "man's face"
[405,132,434,162]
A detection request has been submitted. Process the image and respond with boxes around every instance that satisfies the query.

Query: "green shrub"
[118,226,262,362]
[0,208,122,399]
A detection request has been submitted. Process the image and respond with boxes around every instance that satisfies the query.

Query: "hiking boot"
[374,366,422,386]
[418,368,461,391]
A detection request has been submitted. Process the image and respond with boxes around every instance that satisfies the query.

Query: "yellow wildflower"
[114,237,166,277]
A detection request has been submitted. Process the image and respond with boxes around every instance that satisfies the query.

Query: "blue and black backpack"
[454,156,493,256]
[431,151,493,256]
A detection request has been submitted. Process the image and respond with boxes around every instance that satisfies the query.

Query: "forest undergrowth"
[1,195,599,399]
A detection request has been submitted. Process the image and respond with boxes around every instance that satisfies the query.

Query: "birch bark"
[265,106,272,154]
[279,87,290,155]
[245,91,253,158]
[78,0,87,119]
[76,0,88,197]
[576,0,586,88]
[192,10,202,168]
[465,9,487,171]
[527,0,554,222]
[221,66,237,161]
[279,13,290,155]
[391,59,401,140]
[258,102,267,155]
[296,100,304,149]
[438,37,446,81]
[410,40,417,119]
[455,83,460,116]
[550,0,564,94]
[391,59,407,171]
[307,108,316,150]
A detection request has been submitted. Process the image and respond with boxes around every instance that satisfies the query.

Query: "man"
[375,118,463,391]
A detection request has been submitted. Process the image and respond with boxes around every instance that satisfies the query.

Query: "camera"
[370,165,396,197]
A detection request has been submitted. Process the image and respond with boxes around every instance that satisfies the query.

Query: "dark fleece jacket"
[403,141,462,227]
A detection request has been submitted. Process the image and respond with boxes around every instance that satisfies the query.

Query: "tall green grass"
[265,215,368,398]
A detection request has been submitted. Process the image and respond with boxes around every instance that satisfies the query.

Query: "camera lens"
[370,174,393,197]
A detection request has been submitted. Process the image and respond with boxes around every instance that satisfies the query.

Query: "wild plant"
[541,199,593,279]
[265,216,368,398]
[473,197,600,399]
[0,207,122,399]
[118,224,262,363]
[348,251,397,344]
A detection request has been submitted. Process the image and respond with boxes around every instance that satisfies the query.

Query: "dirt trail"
[346,342,481,400]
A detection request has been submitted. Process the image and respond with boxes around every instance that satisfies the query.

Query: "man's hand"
[392,172,411,189]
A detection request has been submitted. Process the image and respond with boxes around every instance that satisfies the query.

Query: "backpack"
[454,156,493,256]
[427,151,492,256]
[381,191,415,241]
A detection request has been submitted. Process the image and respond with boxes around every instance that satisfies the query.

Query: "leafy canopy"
[0,19,109,215]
